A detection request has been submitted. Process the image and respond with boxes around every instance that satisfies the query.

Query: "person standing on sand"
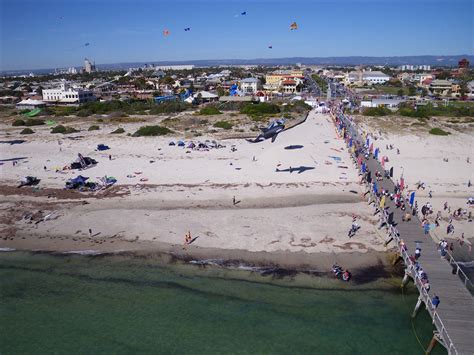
[89,228,92,238]
[109,155,112,161]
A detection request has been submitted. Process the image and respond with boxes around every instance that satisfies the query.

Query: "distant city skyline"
[1,0,473,71]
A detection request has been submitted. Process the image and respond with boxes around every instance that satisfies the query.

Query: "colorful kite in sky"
[163,29,170,36]
[290,22,298,30]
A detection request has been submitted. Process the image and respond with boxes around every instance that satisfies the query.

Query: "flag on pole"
[369,143,373,154]
[409,191,415,206]
[374,148,379,159]
[400,177,405,191]
[389,167,394,177]
[379,195,386,208]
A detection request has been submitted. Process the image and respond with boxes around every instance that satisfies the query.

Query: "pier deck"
[336,111,474,354]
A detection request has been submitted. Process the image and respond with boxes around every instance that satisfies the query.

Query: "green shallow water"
[0,252,445,354]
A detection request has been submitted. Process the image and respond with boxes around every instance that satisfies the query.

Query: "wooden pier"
[334,111,474,355]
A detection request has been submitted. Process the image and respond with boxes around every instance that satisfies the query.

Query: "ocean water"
[0,252,445,354]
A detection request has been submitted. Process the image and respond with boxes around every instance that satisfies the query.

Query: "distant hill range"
[2,55,473,76]
[102,55,473,69]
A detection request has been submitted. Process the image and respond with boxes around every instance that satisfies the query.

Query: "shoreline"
[1,235,401,281]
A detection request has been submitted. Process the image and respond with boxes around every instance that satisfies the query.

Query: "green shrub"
[213,121,233,130]
[198,106,222,115]
[88,125,100,131]
[77,109,93,117]
[240,103,280,116]
[97,118,104,122]
[51,125,79,134]
[398,107,430,118]
[110,127,125,134]
[149,101,189,114]
[20,128,34,134]
[429,128,450,136]
[12,119,26,126]
[24,119,45,126]
[362,107,391,116]
[132,125,172,137]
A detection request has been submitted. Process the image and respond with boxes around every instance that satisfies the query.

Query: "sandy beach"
[1,109,472,270]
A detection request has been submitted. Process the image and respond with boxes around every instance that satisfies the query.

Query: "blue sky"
[1,0,473,70]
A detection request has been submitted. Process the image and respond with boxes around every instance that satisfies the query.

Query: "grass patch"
[132,125,172,137]
[362,107,391,116]
[110,128,125,134]
[197,106,222,115]
[241,102,280,116]
[12,119,26,126]
[20,128,34,134]
[24,119,45,126]
[429,128,450,136]
[88,125,100,131]
[51,125,79,134]
[213,121,233,130]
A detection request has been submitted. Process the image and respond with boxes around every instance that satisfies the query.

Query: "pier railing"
[445,252,473,292]
[330,109,460,354]
[332,109,473,291]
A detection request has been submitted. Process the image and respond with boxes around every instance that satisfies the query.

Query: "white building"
[84,58,96,73]
[154,65,195,70]
[240,77,260,94]
[42,81,96,104]
[361,98,405,108]
[398,65,431,71]
[16,99,46,109]
[362,71,390,84]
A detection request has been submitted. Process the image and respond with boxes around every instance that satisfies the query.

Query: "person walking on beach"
[109,154,112,161]
[88,228,92,238]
